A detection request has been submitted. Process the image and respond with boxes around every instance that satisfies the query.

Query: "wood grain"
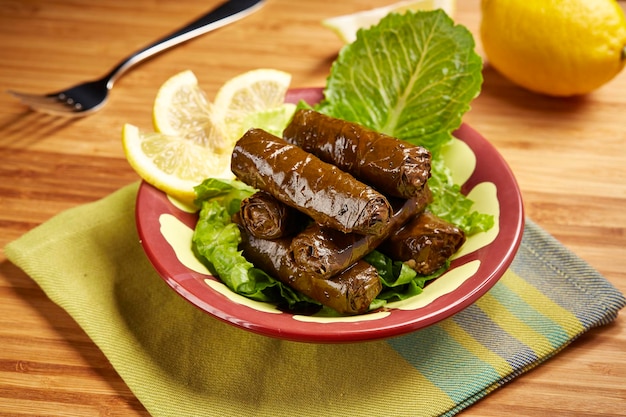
[1,0,625,415]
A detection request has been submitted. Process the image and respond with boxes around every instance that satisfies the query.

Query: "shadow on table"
[479,63,592,114]
[0,111,76,149]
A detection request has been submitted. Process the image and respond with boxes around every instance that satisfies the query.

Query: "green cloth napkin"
[5,183,625,417]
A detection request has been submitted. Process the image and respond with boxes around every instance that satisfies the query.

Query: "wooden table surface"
[1,0,625,415]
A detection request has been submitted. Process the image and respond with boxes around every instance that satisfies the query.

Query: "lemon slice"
[122,123,233,205]
[152,69,229,153]
[323,0,456,43]
[212,68,293,140]
[124,68,296,204]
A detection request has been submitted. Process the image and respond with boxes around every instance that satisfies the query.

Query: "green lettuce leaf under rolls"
[191,179,447,313]
[192,180,313,308]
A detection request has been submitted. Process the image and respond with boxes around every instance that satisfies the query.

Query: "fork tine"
[7,90,58,103]
[7,89,86,117]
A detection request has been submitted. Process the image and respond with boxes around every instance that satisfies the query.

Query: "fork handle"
[103,0,265,88]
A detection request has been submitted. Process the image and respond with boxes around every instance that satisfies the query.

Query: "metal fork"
[7,0,265,117]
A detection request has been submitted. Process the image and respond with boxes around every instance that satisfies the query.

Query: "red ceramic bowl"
[135,88,524,343]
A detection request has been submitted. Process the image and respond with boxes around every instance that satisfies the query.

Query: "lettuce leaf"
[316,10,482,154]
[194,177,257,215]
[192,179,314,307]
[315,10,490,234]
[364,250,445,302]
[192,179,437,311]
[428,157,495,235]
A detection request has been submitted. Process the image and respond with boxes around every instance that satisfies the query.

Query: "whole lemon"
[480,0,626,96]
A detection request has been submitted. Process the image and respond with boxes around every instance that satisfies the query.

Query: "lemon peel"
[480,0,626,96]
[122,123,233,205]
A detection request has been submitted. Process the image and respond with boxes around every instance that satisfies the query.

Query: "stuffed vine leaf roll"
[380,211,466,275]
[283,109,432,198]
[290,186,432,279]
[231,128,392,235]
[240,191,304,239]
[235,217,382,315]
